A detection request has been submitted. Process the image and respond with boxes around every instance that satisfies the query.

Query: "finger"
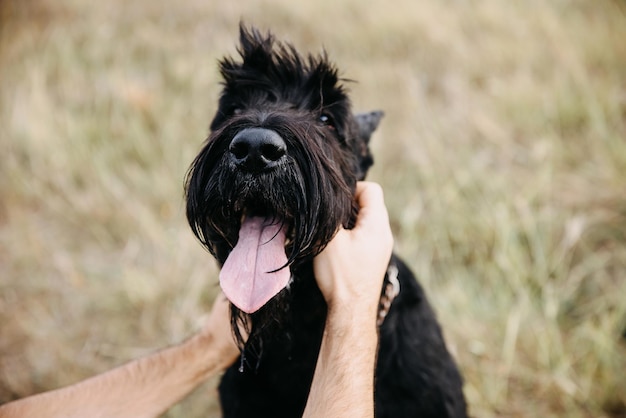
[355,182,385,214]
[353,182,389,230]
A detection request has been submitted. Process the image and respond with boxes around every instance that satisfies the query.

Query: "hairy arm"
[303,304,380,418]
[304,181,393,418]
[0,295,239,418]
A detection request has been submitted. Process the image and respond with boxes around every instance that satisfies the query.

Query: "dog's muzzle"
[229,127,287,173]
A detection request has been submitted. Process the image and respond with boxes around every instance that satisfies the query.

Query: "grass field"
[1,0,626,416]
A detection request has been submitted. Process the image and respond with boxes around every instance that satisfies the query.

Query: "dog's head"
[185,25,382,349]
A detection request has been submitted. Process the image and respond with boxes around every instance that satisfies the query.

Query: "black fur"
[185,25,467,418]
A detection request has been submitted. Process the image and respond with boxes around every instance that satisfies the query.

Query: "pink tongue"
[220,217,290,314]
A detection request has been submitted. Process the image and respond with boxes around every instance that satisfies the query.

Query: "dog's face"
[185,25,382,348]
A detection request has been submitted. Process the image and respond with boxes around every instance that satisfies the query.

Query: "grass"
[1,0,625,416]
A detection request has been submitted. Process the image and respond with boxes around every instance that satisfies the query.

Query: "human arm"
[304,181,393,418]
[0,294,239,418]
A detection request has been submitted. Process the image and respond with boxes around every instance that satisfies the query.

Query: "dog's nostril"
[229,141,250,160]
[260,143,286,162]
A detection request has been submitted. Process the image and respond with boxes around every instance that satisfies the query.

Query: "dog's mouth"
[219,211,292,314]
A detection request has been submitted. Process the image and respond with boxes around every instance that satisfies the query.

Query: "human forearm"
[0,295,239,418]
[0,333,227,418]
[303,305,379,418]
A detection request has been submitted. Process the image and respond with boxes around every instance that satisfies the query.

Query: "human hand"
[196,293,241,369]
[313,181,393,317]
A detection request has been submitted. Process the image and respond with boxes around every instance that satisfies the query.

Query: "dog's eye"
[232,108,243,116]
[319,113,335,129]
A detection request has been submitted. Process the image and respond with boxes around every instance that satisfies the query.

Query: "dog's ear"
[355,110,384,144]
[354,110,383,180]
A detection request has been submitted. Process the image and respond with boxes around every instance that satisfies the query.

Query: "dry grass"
[1,0,625,416]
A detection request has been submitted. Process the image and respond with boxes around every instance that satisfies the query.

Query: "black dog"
[185,25,467,418]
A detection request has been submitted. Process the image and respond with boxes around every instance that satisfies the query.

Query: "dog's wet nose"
[229,128,287,172]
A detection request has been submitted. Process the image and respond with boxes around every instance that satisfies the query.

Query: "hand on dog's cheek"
[313,181,393,318]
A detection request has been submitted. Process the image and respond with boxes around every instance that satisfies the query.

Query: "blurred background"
[1,0,625,416]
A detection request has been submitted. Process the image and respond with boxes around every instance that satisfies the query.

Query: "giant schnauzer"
[185,25,467,418]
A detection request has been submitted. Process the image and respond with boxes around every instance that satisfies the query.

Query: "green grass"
[1,0,625,416]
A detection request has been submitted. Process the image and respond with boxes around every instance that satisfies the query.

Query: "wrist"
[186,332,235,379]
[326,302,379,340]
[327,293,379,320]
